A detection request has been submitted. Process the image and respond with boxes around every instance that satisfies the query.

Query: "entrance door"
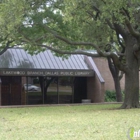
[74,77,87,103]
[1,76,21,105]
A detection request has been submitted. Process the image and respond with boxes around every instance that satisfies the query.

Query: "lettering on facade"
[44,71,59,76]
[60,72,74,76]
[27,71,44,75]
[2,71,25,75]
[74,72,90,75]
[1,70,93,76]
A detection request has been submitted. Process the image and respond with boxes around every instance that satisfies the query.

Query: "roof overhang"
[0,48,94,77]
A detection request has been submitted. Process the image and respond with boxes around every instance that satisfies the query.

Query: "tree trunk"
[39,77,48,103]
[39,76,55,104]
[121,36,139,109]
[107,57,122,102]
[121,69,139,108]
[114,76,122,102]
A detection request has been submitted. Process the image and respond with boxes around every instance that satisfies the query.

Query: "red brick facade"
[0,57,133,105]
[93,57,125,91]
[87,76,104,103]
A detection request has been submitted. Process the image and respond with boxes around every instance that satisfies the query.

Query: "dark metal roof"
[0,48,94,77]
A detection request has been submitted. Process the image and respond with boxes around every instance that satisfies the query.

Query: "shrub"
[105,90,125,102]
[105,90,116,102]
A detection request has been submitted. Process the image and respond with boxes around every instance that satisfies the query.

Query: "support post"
[26,76,28,105]
[57,77,59,104]
[43,77,44,104]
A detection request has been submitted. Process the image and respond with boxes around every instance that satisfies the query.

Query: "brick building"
[0,48,126,106]
[93,57,125,91]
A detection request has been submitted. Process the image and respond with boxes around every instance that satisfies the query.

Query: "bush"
[105,90,125,102]
[105,90,116,102]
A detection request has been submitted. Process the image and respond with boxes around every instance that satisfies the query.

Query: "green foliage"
[0,1,28,38]
[105,90,116,102]
[0,0,139,55]
[105,90,126,102]
[0,0,139,108]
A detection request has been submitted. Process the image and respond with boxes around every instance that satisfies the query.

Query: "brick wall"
[93,57,125,91]
[87,75,104,103]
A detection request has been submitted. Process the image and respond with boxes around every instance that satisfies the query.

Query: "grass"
[0,104,139,140]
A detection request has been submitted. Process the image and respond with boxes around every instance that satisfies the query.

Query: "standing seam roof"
[0,48,92,70]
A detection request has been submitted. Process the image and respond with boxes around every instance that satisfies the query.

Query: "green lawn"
[0,104,139,140]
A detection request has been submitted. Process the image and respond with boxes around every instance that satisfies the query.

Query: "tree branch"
[34,43,127,73]
[0,40,13,55]
[20,24,127,72]
[119,71,124,80]
[106,19,115,30]
[113,23,127,39]
[120,7,140,38]
[42,24,107,56]
[115,31,125,51]
[125,18,140,38]
[114,30,126,65]
[36,44,100,57]
[110,53,127,72]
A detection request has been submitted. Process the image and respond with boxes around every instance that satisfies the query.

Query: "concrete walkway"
[0,102,122,108]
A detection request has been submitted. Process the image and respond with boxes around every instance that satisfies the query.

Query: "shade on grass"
[0,104,139,140]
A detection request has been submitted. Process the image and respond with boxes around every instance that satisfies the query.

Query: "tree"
[0,0,140,108]
[107,57,123,102]
[39,76,56,103]
[105,45,123,102]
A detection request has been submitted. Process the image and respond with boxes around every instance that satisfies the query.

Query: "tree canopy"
[0,0,140,108]
[0,0,139,60]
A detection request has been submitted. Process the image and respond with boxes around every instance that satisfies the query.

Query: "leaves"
[0,0,139,58]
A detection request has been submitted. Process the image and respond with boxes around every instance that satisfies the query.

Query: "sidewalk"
[0,102,122,108]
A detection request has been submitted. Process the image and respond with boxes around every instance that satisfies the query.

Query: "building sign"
[0,70,94,77]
